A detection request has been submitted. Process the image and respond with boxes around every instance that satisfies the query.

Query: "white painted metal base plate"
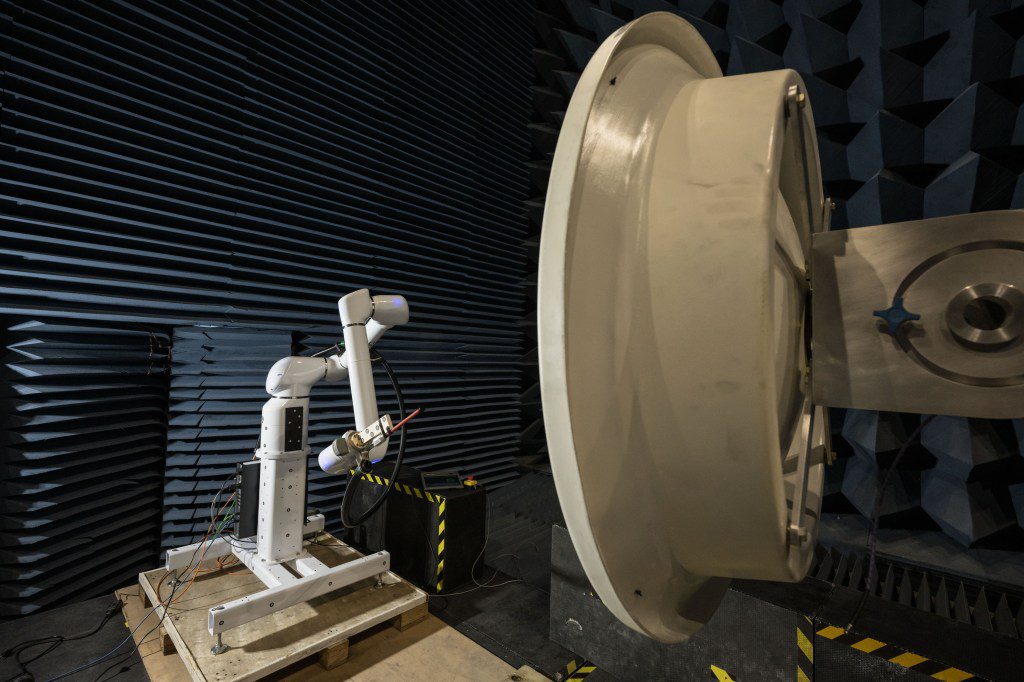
[538,12,827,642]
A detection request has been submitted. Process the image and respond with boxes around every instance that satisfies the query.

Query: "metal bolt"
[788,523,809,545]
[211,633,228,655]
[375,574,384,590]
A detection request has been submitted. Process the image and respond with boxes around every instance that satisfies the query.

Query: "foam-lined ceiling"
[1,0,532,616]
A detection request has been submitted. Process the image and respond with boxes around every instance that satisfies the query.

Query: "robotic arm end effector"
[318,414,394,475]
[318,433,361,475]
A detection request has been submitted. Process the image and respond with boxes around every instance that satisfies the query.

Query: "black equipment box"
[343,465,485,592]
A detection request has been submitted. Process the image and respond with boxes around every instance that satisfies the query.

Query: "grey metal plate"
[811,210,1024,419]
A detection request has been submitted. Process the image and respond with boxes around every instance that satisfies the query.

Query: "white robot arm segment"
[318,289,410,474]
[323,318,393,382]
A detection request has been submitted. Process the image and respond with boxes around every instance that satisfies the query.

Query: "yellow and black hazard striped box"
[343,464,486,593]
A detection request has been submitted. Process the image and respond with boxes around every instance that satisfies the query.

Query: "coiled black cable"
[340,348,407,528]
[3,601,121,682]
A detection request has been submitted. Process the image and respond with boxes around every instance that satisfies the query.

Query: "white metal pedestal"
[166,515,391,638]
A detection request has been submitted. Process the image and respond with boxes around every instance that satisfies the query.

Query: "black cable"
[340,349,407,528]
[47,497,232,682]
[3,602,122,682]
[45,577,182,682]
[846,414,936,631]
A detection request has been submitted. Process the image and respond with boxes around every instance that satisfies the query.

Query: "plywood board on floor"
[127,534,514,681]
[138,536,425,682]
[277,614,517,681]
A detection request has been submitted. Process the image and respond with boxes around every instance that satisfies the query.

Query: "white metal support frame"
[166,289,410,650]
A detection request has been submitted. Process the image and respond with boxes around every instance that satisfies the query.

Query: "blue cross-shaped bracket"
[873,297,920,335]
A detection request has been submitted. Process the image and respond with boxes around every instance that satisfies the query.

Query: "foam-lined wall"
[1,0,532,617]
[0,320,170,619]
[529,0,1024,548]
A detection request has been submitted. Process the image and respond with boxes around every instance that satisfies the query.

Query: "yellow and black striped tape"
[354,472,448,591]
[357,472,447,504]
[709,664,735,681]
[797,615,814,681]
[816,625,975,680]
[560,658,596,681]
[435,497,446,592]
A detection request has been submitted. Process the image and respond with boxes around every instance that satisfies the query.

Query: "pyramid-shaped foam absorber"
[847,0,924,53]
[845,170,924,226]
[727,0,786,44]
[1011,482,1024,527]
[922,470,1018,546]
[555,29,599,71]
[817,134,851,184]
[924,151,1019,217]
[560,0,600,34]
[846,110,925,182]
[727,36,784,75]
[783,13,850,74]
[589,8,626,42]
[842,455,923,519]
[921,417,1020,480]
[924,84,1019,165]
[847,49,925,111]
[802,72,854,127]
[534,48,568,90]
[683,11,731,60]
[924,13,1017,101]
[841,410,932,466]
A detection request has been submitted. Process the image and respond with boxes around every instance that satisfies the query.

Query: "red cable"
[389,407,422,433]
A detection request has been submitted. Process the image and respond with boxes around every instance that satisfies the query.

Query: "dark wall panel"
[0,319,170,618]
[0,0,532,617]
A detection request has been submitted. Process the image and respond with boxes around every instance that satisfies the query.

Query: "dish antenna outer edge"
[538,12,827,643]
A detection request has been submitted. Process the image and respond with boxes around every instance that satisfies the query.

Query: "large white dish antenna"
[538,12,828,642]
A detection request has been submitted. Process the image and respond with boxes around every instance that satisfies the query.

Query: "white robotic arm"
[167,289,412,646]
[317,290,409,473]
[251,288,409,563]
[261,289,409,472]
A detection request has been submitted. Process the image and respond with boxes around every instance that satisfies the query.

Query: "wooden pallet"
[136,534,429,682]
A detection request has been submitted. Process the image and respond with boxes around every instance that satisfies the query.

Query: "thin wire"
[45,576,181,682]
[846,414,936,631]
[310,341,343,357]
[46,461,243,680]
[4,600,128,681]
[340,349,410,528]
[210,472,237,529]
[429,501,522,598]
[174,498,237,603]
